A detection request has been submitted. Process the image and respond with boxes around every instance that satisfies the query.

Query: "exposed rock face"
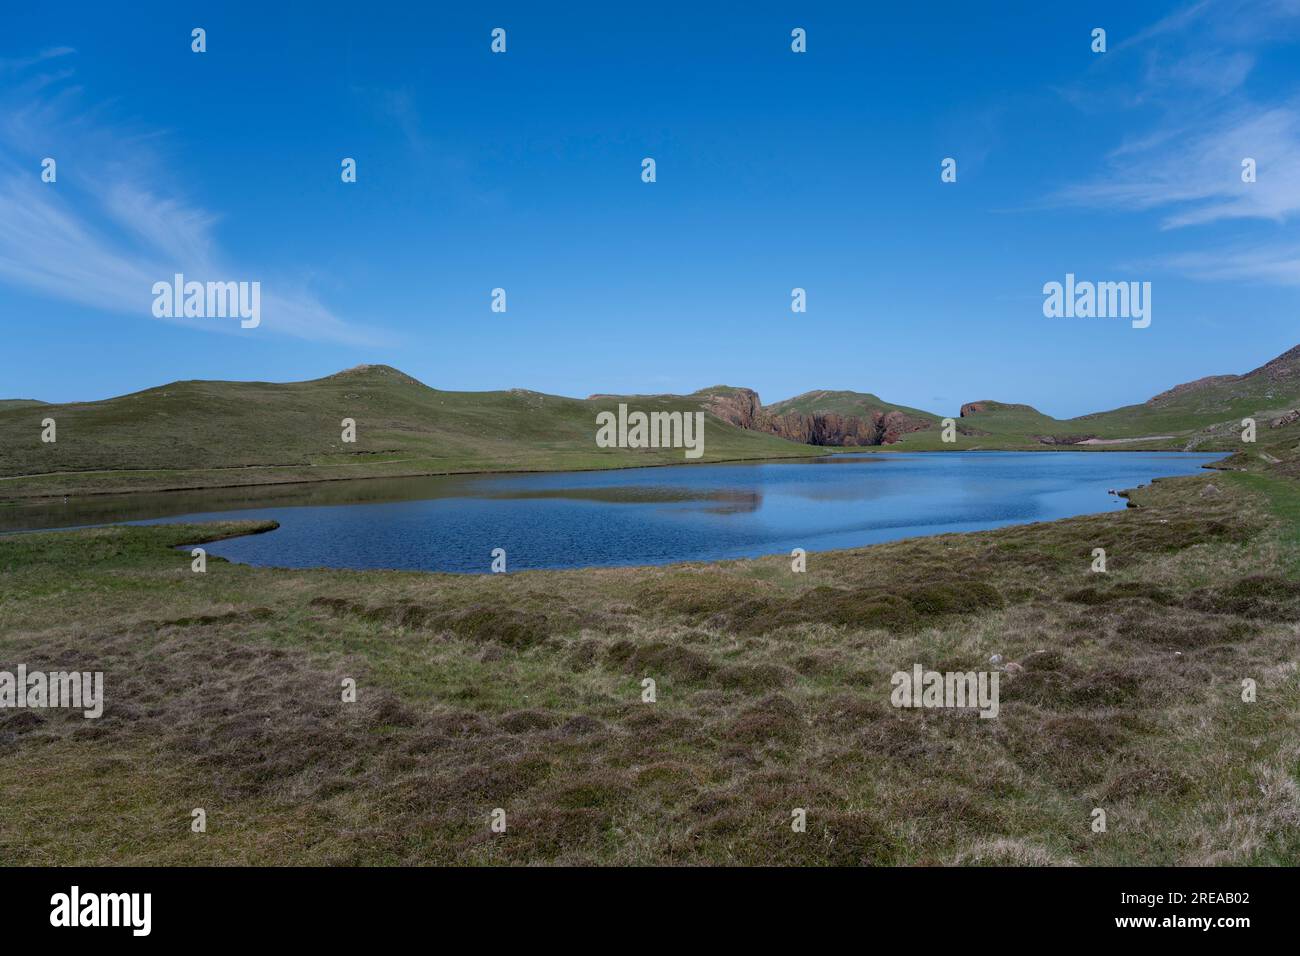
[1033,434,1097,446]
[1245,344,1300,383]
[1270,409,1300,428]
[702,389,769,431]
[701,389,931,446]
[770,411,874,446]
[1141,345,1300,408]
[1145,375,1240,407]
[959,402,989,417]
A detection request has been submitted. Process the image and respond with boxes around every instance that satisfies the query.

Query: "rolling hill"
[695,386,938,446]
[886,344,1300,452]
[0,365,822,501]
[1078,345,1300,440]
[6,344,1300,501]
[690,346,1300,452]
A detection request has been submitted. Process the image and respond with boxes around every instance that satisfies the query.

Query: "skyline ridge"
[5,2,1300,416]
[9,340,1300,426]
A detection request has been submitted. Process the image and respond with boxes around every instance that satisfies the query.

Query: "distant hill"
[885,345,1300,451]
[695,386,937,447]
[6,344,1300,500]
[688,345,1300,452]
[1075,344,1300,441]
[0,366,820,500]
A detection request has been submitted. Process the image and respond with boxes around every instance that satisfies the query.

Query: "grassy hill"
[887,345,1300,452]
[693,386,940,447]
[689,344,1300,454]
[0,365,821,501]
[764,389,939,423]
[886,401,1067,451]
[8,344,1300,501]
[1080,346,1300,441]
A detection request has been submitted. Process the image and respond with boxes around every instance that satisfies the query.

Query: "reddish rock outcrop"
[1270,409,1300,428]
[702,389,770,432]
[1245,344,1300,383]
[701,389,931,446]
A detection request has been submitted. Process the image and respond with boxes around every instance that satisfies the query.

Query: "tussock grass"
[2,471,1299,865]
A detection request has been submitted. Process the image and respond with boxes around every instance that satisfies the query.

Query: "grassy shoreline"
[3,466,1298,865]
[4,358,1271,504]
[0,443,1226,508]
[0,448,831,505]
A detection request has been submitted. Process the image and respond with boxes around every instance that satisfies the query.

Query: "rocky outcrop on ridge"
[700,388,932,447]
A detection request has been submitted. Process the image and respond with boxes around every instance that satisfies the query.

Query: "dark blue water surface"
[113,451,1223,572]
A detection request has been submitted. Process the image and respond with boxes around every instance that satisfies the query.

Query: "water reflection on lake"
[2,452,1224,572]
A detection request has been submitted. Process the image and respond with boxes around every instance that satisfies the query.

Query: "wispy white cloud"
[1141,49,1256,98]
[1115,0,1300,52]
[1159,242,1300,285]
[101,185,220,268]
[1059,103,1300,228]
[0,51,382,345]
[1112,0,1215,51]
[1048,0,1300,290]
[0,46,76,73]
[0,178,155,307]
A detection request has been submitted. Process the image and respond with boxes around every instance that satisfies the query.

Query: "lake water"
[4,451,1224,572]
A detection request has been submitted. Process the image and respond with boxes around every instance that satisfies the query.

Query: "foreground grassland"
[2,469,1299,865]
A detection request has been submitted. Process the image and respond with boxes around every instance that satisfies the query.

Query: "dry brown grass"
[1,470,1298,865]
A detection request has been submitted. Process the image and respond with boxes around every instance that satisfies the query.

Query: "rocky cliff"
[700,388,932,446]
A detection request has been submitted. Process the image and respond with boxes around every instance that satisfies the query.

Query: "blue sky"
[2,0,1300,417]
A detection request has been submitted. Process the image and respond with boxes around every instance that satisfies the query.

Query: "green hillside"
[764,389,939,423]
[887,346,1300,452]
[8,344,1300,501]
[0,366,820,501]
[1080,346,1300,440]
[713,345,1300,454]
[887,401,1065,451]
[1215,408,1300,475]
